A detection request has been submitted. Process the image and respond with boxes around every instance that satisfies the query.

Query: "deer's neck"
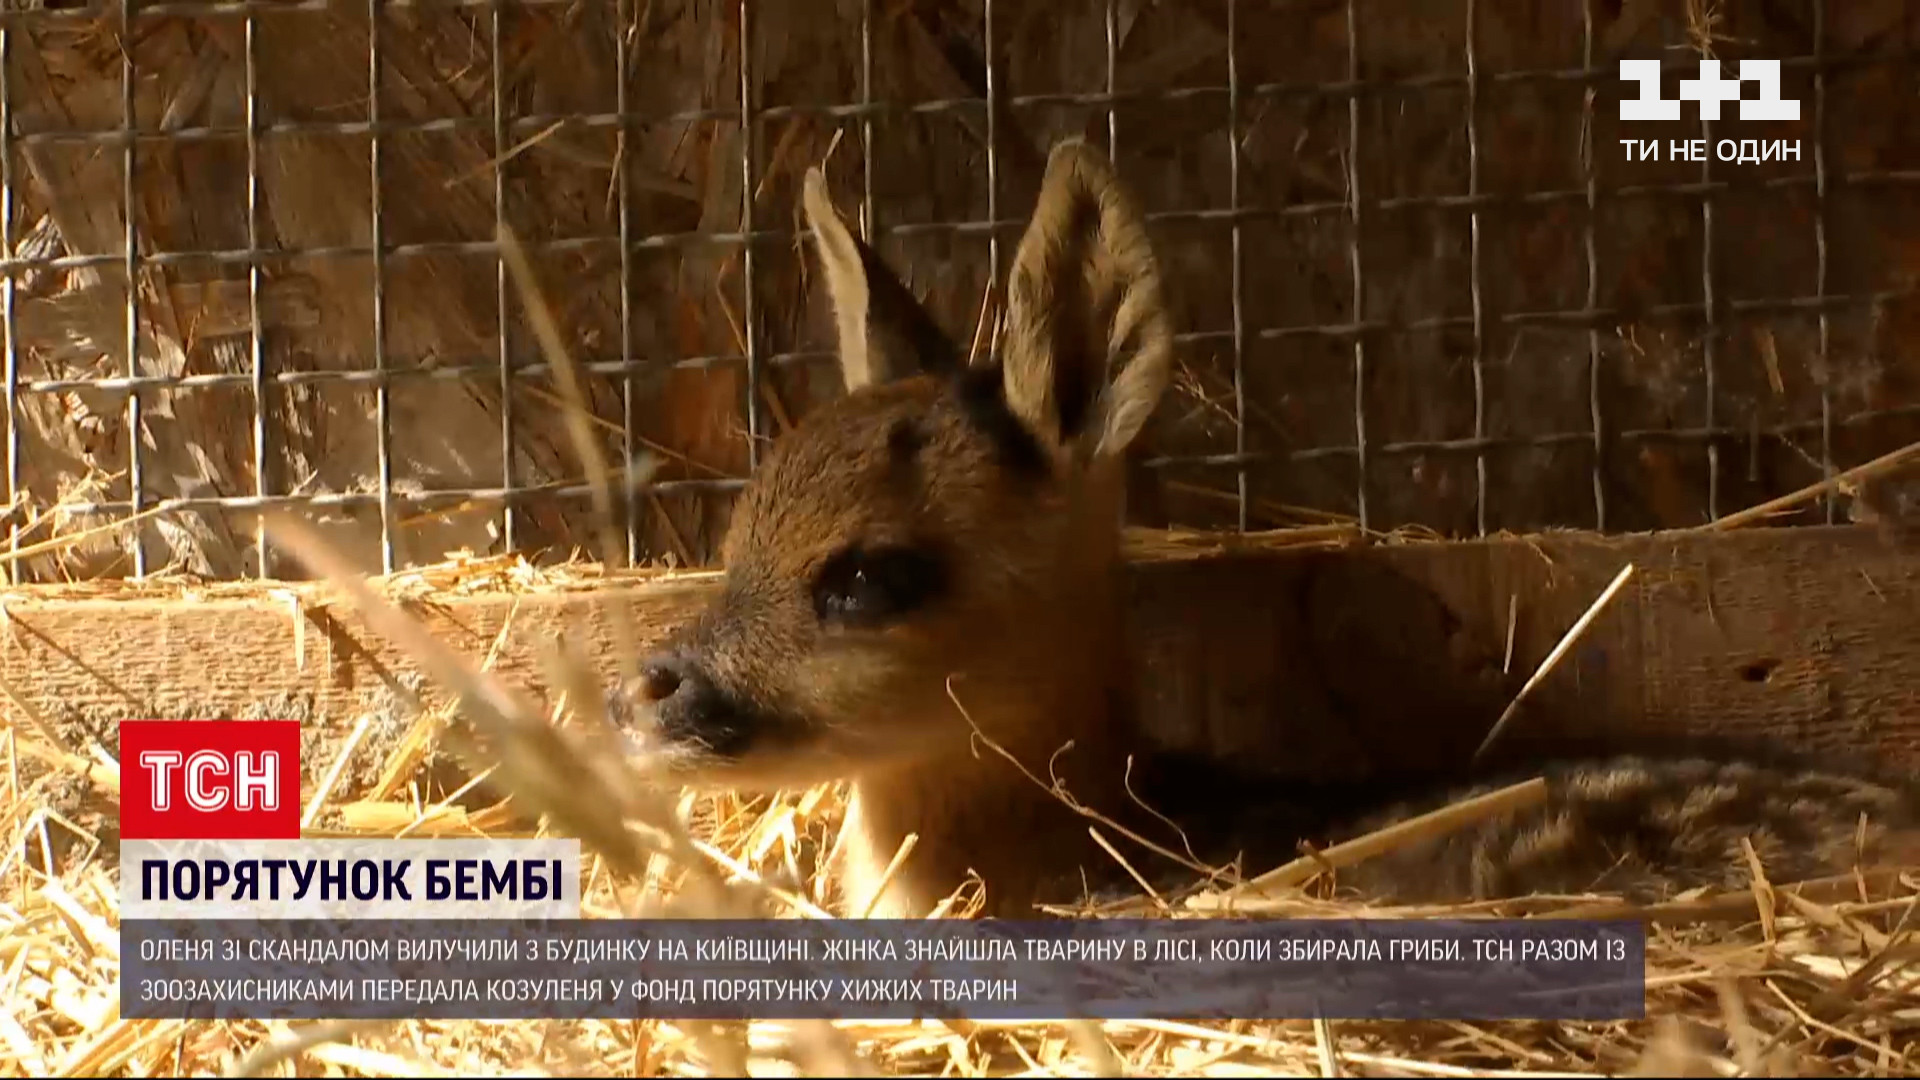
[837,600,1145,918]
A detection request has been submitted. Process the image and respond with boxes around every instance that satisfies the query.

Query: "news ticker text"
[124,918,1647,1022]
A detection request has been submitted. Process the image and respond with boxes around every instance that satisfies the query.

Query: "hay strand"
[1186,777,1551,910]
[1473,563,1636,763]
[1706,437,1920,532]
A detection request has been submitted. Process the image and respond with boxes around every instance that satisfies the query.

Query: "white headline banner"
[121,838,582,920]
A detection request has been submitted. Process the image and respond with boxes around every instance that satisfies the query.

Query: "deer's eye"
[811,544,948,627]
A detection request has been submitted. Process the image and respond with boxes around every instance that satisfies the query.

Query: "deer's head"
[622,140,1173,789]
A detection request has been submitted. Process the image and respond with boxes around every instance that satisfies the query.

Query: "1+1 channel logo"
[1616,58,1802,166]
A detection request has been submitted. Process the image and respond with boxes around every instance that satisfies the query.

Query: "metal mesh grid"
[0,0,1915,583]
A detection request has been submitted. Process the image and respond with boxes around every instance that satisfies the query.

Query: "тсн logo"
[120,720,302,841]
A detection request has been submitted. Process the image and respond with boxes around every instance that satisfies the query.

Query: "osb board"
[3,524,1916,783]
[8,0,1920,582]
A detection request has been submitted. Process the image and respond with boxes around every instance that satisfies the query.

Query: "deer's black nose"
[627,651,752,757]
[636,657,684,704]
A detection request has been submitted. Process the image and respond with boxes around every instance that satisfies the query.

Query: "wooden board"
[4,525,1917,780]
[1129,525,1920,780]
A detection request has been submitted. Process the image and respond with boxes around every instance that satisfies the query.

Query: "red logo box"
[120,721,302,840]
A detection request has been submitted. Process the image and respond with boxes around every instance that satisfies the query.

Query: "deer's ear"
[803,168,961,393]
[998,139,1174,463]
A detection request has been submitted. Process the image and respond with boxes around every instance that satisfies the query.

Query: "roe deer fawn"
[617,139,1920,919]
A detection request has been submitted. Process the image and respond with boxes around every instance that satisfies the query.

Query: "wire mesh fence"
[1,0,1917,583]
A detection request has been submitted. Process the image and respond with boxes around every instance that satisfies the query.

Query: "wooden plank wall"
[4,526,1916,780]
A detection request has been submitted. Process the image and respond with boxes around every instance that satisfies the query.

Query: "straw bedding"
[6,3,1920,1068]
[0,551,1916,1079]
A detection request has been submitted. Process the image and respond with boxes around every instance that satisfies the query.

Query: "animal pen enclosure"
[3,0,1920,582]
[4,0,1920,1076]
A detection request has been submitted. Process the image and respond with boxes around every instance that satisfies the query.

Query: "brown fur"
[1332,757,1920,905]
[617,139,1920,918]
